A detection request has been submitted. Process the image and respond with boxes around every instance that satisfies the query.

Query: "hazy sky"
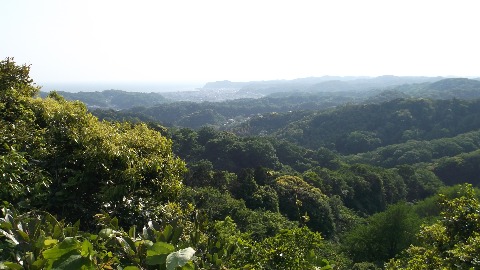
[2,0,479,85]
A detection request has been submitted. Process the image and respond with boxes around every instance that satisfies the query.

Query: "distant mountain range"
[203,75,448,95]
[41,77,480,111]
[392,78,480,100]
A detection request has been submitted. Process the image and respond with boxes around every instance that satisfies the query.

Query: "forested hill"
[39,89,169,109]
[232,98,480,154]
[393,78,480,100]
[104,91,369,128]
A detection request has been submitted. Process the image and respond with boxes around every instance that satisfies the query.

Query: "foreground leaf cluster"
[0,204,195,270]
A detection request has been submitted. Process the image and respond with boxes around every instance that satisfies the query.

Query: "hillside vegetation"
[40,89,169,110]
[2,58,480,269]
[258,98,480,154]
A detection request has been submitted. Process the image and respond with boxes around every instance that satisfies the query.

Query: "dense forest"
[2,57,480,269]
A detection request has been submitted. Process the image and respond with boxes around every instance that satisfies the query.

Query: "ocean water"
[39,81,204,93]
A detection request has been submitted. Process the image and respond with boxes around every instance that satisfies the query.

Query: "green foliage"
[398,78,480,100]
[433,149,480,186]
[98,92,364,129]
[387,184,480,269]
[305,164,409,215]
[342,131,382,154]
[0,201,334,270]
[177,109,226,129]
[0,149,49,204]
[169,126,342,174]
[181,187,296,241]
[247,185,280,213]
[251,227,332,270]
[274,175,335,238]
[351,262,381,270]
[266,98,480,154]
[343,202,421,266]
[269,139,315,172]
[0,201,332,270]
[199,218,333,270]
[346,130,480,168]
[240,210,298,241]
[37,97,186,226]
[396,165,443,201]
[0,203,196,270]
[171,127,283,173]
[0,58,49,206]
[0,58,187,228]
[169,128,203,162]
[0,57,39,98]
[346,165,406,213]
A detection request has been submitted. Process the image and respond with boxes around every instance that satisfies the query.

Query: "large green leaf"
[161,224,173,242]
[98,228,114,239]
[128,225,136,238]
[1,262,23,270]
[52,224,63,239]
[80,240,94,257]
[166,247,196,270]
[146,242,175,265]
[43,237,79,260]
[16,229,29,241]
[49,251,93,270]
[0,219,13,230]
[44,238,59,247]
[116,236,135,256]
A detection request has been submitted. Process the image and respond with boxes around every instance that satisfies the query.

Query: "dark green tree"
[343,202,421,266]
[274,175,335,238]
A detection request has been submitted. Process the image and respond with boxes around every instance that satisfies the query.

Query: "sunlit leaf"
[43,237,79,260]
[49,251,93,270]
[0,219,13,230]
[53,224,62,239]
[44,238,59,247]
[99,228,114,239]
[128,225,136,238]
[81,240,94,257]
[166,247,196,270]
[2,262,23,270]
[16,229,29,241]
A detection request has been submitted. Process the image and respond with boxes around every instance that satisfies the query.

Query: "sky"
[2,0,480,89]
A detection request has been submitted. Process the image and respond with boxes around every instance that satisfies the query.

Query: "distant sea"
[39,82,204,93]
